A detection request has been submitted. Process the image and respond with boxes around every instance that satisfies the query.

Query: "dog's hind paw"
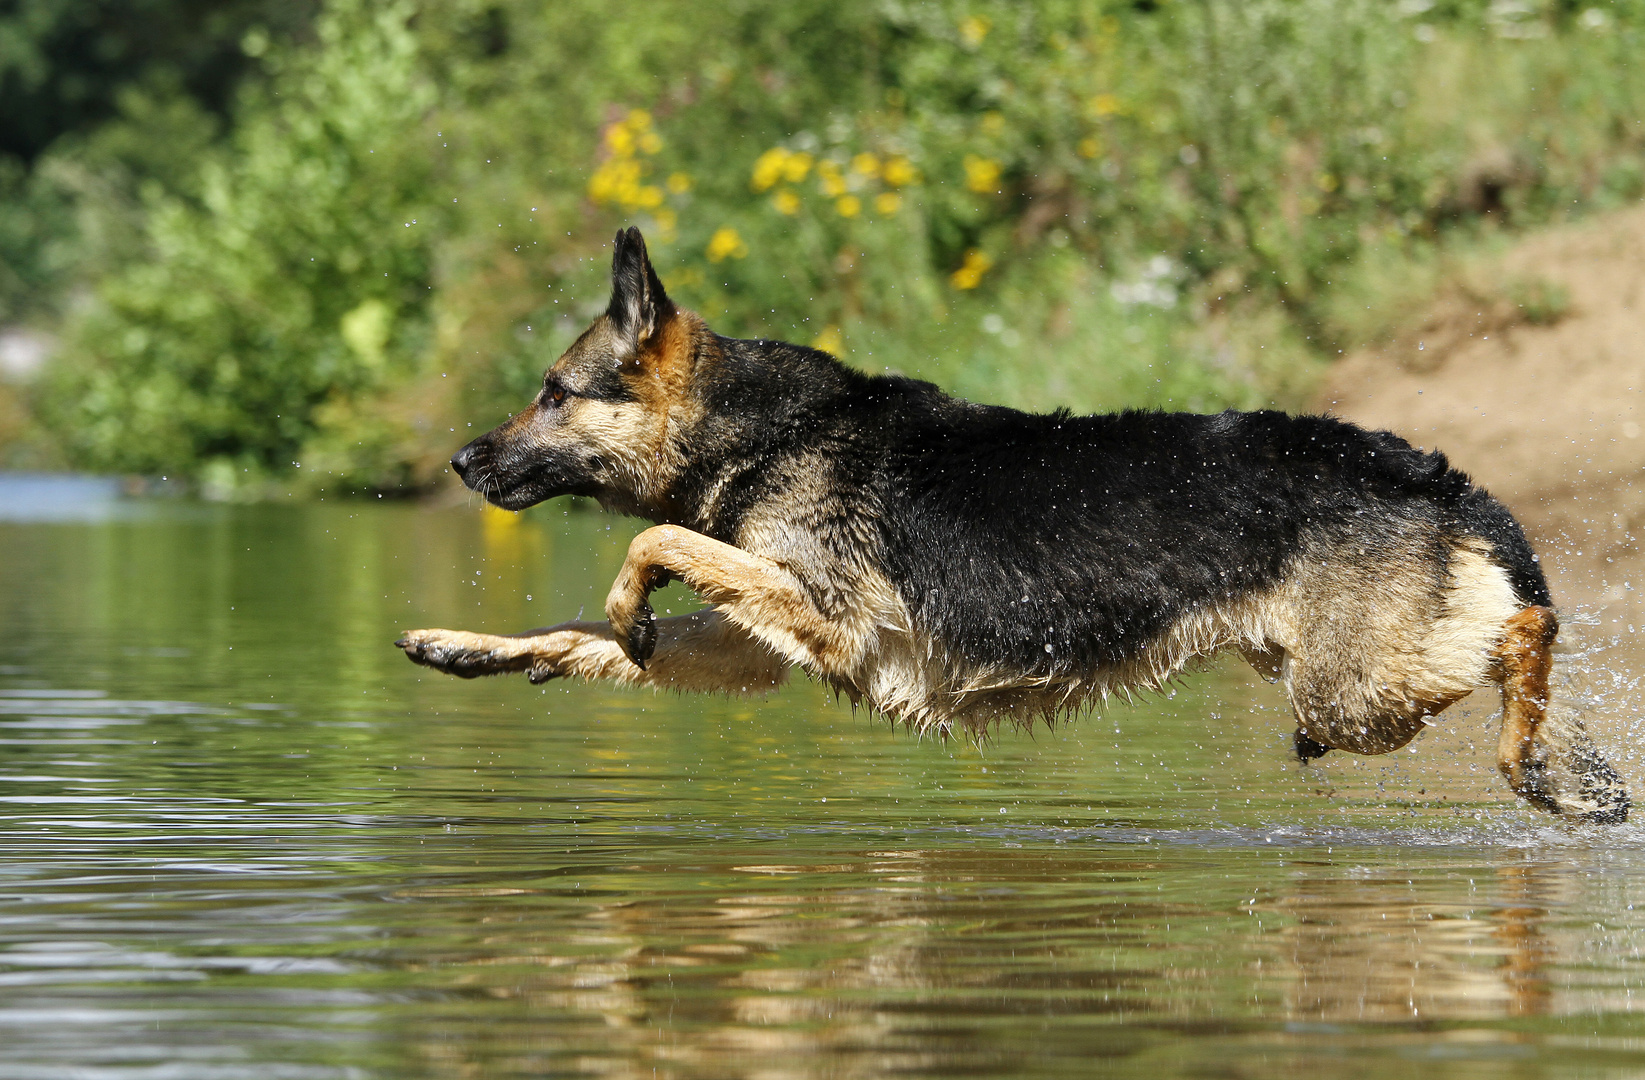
[527,662,565,685]
[395,628,531,679]
[1513,746,1631,824]
[1556,752,1630,824]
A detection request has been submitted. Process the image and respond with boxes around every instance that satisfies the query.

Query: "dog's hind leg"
[1493,606,1629,823]
[397,610,789,693]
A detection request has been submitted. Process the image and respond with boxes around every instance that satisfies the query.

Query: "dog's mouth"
[449,436,595,510]
[478,480,547,512]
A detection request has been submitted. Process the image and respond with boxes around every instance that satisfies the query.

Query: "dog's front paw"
[605,563,666,671]
[605,593,657,671]
[1294,729,1332,763]
[395,629,527,679]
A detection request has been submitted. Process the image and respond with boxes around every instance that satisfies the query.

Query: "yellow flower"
[751,148,789,192]
[666,172,693,194]
[959,14,991,46]
[873,191,902,215]
[836,195,861,218]
[882,157,919,187]
[1077,137,1101,159]
[595,110,660,196]
[851,152,881,177]
[950,249,993,290]
[1088,93,1122,118]
[963,154,1002,194]
[635,185,664,208]
[604,124,635,156]
[772,189,801,215]
[706,227,747,263]
[587,155,642,205]
[811,325,844,355]
[652,207,677,234]
[783,151,814,183]
[817,160,847,197]
[1316,172,1339,193]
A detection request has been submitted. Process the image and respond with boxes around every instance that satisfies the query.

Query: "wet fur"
[398,228,1630,823]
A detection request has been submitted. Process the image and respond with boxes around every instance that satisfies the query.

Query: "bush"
[25,0,1645,489]
[40,0,440,494]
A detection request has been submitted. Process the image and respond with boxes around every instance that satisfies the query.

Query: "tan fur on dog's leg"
[606,525,847,672]
[1493,605,1629,822]
[394,628,538,679]
[1495,606,1558,806]
[399,610,789,694]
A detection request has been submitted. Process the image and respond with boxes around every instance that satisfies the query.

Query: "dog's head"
[451,227,708,513]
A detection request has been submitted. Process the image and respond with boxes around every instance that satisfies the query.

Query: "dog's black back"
[665,338,1547,679]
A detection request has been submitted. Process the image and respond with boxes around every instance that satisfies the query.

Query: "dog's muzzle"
[450,439,487,488]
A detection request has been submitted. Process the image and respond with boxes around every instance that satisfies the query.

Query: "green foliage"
[41,0,440,493]
[0,0,314,162]
[0,156,76,324]
[0,81,228,327]
[16,0,1645,490]
[594,0,1644,340]
[0,0,316,322]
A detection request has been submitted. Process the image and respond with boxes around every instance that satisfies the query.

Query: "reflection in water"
[1496,864,1557,1018]
[0,490,1643,1077]
[1270,861,1565,1023]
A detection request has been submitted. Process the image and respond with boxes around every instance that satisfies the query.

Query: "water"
[3,480,1645,1078]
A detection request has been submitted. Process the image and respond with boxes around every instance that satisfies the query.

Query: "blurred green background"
[2,0,1642,497]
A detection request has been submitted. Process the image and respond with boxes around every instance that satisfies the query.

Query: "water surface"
[2,484,1645,1078]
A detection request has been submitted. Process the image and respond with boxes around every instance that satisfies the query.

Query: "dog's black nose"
[450,440,481,482]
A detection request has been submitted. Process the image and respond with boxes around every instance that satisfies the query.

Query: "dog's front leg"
[396,627,540,679]
[398,610,789,692]
[606,525,841,672]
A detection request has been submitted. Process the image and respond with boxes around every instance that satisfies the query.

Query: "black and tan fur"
[398,228,1629,823]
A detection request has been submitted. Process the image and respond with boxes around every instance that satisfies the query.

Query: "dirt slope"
[1319,204,1645,613]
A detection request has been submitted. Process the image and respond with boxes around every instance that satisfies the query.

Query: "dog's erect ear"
[607,226,675,362]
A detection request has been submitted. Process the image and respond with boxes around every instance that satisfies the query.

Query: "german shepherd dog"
[398,227,1629,823]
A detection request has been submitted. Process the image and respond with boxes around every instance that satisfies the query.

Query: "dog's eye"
[547,384,566,405]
